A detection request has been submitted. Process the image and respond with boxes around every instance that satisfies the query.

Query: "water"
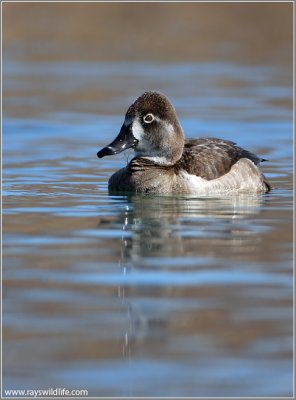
[3,57,293,398]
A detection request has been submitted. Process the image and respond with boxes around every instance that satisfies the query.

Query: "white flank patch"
[179,172,211,195]
[179,158,266,195]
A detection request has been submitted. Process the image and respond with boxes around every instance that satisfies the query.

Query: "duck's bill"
[97,124,138,158]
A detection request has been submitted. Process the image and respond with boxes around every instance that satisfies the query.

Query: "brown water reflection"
[3,2,293,65]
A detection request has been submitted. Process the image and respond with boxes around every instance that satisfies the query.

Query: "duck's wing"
[178,137,266,181]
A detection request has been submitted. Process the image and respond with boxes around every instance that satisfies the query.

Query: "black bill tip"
[97,146,116,158]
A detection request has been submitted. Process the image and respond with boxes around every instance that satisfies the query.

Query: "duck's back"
[178,137,264,180]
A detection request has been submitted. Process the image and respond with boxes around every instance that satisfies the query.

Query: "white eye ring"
[143,113,155,124]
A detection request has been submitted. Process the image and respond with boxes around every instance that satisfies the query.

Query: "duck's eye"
[143,113,155,124]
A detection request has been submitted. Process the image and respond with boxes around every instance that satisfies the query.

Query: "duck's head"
[97,91,185,165]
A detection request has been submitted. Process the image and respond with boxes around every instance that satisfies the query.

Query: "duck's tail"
[263,176,272,193]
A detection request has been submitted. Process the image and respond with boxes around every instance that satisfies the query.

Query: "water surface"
[3,56,293,398]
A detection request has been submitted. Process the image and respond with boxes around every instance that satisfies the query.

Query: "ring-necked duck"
[97,91,271,194]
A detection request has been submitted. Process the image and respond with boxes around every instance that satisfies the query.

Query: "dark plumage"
[178,137,264,180]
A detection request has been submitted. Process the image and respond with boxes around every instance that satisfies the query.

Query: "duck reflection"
[109,193,267,366]
[117,193,265,263]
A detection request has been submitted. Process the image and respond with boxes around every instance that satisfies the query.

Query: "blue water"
[2,60,293,397]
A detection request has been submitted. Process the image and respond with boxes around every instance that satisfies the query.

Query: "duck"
[97,91,271,195]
